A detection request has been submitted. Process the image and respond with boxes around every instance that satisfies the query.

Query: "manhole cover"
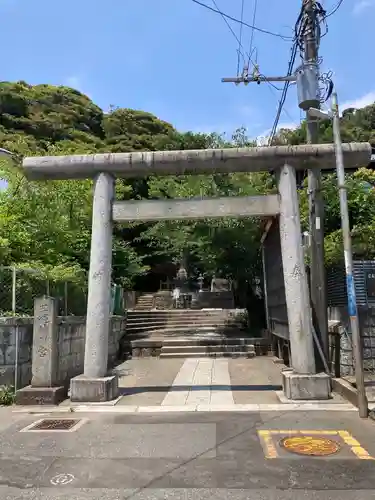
[280,436,340,456]
[30,419,80,431]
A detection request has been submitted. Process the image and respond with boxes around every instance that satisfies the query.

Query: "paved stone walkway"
[161,358,234,406]
[112,356,354,412]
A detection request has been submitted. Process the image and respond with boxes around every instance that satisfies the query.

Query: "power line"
[208,0,288,104]
[248,0,258,65]
[215,0,300,144]
[208,0,275,93]
[268,40,298,145]
[264,81,296,121]
[191,0,293,40]
[267,1,309,145]
[267,81,283,92]
[237,0,245,76]
[209,0,246,67]
[325,0,344,17]
[209,0,250,65]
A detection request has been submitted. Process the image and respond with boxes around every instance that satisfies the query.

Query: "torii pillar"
[70,172,118,402]
[278,164,330,400]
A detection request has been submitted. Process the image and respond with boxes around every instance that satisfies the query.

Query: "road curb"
[12,402,357,415]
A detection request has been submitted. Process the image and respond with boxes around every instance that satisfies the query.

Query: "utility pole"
[309,94,369,417]
[331,93,368,418]
[221,0,330,370]
[304,0,329,370]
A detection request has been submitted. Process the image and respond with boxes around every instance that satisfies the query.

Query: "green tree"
[1,78,374,301]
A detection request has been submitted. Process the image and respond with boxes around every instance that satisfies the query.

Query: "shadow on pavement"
[119,384,282,395]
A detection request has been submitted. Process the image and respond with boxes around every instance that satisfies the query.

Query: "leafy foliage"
[0,79,374,301]
[0,385,15,405]
[283,99,375,267]
[0,82,268,292]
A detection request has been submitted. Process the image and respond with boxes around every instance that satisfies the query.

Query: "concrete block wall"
[0,315,125,390]
[0,318,33,389]
[108,317,126,366]
[57,318,86,385]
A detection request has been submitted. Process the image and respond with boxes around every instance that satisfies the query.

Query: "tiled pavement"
[112,356,354,412]
[116,357,284,407]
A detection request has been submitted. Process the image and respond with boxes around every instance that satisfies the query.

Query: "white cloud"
[340,91,375,111]
[62,75,92,100]
[353,0,374,15]
[64,76,82,89]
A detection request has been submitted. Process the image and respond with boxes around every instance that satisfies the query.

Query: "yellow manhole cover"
[280,436,340,457]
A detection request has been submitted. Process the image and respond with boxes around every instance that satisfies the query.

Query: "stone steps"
[127,310,242,317]
[160,344,255,355]
[143,326,244,337]
[130,336,266,358]
[124,309,253,358]
[134,294,155,310]
[126,310,246,335]
[127,311,240,323]
[126,324,243,331]
[127,316,243,324]
[127,311,244,322]
[159,351,255,358]
[161,337,255,346]
[125,320,243,330]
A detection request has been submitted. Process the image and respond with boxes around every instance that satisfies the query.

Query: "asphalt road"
[1,409,375,499]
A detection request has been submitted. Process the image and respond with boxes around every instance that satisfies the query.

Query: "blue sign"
[346,274,358,317]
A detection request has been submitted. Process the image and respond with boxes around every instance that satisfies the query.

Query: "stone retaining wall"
[328,306,375,376]
[0,315,125,390]
[0,318,33,389]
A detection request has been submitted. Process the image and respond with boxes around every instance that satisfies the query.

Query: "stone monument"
[210,275,231,292]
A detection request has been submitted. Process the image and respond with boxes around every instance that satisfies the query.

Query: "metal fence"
[263,218,289,341]
[0,266,87,317]
[327,261,375,383]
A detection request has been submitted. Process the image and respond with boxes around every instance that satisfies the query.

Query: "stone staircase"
[154,291,173,309]
[130,335,265,359]
[126,309,246,337]
[159,337,255,358]
[123,309,268,358]
[134,290,235,310]
[134,294,155,310]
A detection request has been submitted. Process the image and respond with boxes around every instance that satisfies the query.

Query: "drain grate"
[26,418,81,431]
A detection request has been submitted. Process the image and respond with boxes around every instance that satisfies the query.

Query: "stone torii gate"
[23,142,371,403]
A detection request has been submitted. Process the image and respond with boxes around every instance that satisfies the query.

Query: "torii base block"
[282,371,331,400]
[70,374,119,403]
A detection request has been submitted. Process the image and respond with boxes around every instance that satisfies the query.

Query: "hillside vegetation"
[0,80,374,299]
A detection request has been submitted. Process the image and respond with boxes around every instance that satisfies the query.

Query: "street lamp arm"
[308,108,332,120]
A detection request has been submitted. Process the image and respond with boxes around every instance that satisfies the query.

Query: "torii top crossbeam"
[22,143,371,180]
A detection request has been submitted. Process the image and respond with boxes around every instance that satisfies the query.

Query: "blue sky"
[0,0,373,140]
